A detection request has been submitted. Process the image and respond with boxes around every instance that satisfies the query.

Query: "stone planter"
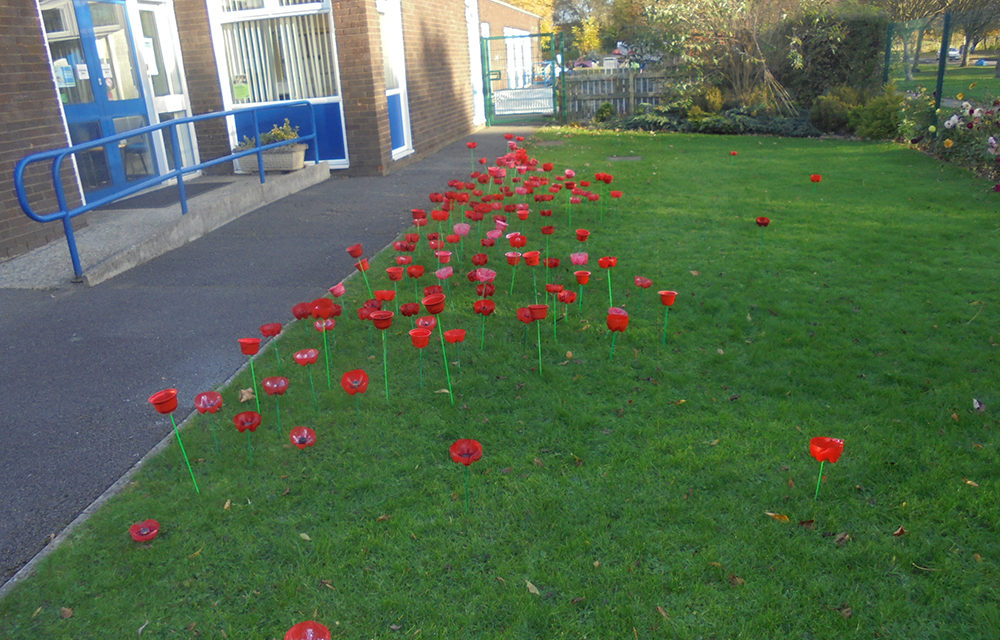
[236,143,308,173]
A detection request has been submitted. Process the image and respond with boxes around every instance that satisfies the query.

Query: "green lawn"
[895,62,999,103]
[1,130,999,639]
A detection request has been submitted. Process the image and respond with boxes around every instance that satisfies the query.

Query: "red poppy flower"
[756,216,770,227]
[658,290,678,306]
[429,192,446,203]
[329,283,346,297]
[541,225,554,235]
[598,256,617,269]
[260,322,282,337]
[435,266,454,281]
[375,289,396,302]
[346,243,363,258]
[263,377,289,396]
[341,369,369,395]
[422,293,446,314]
[481,236,496,247]
[466,141,477,149]
[446,233,460,244]
[370,310,394,329]
[810,174,822,183]
[129,519,160,542]
[435,250,452,264]
[576,229,590,242]
[540,208,553,216]
[634,276,653,289]
[424,285,443,296]
[542,162,554,171]
[517,307,534,324]
[473,299,496,316]
[416,316,437,331]
[523,250,541,266]
[238,337,261,356]
[574,270,591,284]
[516,209,530,221]
[194,391,223,414]
[503,133,514,140]
[449,438,483,466]
[400,302,420,317]
[445,329,466,344]
[730,150,738,156]
[610,190,622,199]
[396,255,413,265]
[386,266,404,281]
[406,264,425,279]
[431,209,449,222]
[355,259,370,272]
[312,298,336,319]
[545,283,564,294]
[284,620,331,640]
[544,258,560,268]
[477,283,495,297]
[505,251,522,266]
[292,302,312,320]
[471,253,489,266]
[412,209,428,222]
[607,307,629,332]
[148,388,178,414]
[233,411,262,433]
[509,233,527,248]
[809,437,844,463]
[557,290,576,304]
[314,317,336,332]
[409,327,432,348]
[528,304,548,320]
[294,348,319,366]
[290,426,317,450]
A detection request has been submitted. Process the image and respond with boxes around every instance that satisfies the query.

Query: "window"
[214,0,339,104]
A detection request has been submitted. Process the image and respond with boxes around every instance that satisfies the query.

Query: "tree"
[869,0,944,81]
[948,0,1000,67]
[572,15,603,55]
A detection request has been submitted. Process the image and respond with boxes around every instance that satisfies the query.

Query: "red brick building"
[0,0,540,260]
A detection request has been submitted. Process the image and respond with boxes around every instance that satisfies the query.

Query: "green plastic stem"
[662,308,670,345]
[355,394,360,425]
[322,329,332,389]
[553,304,558,342]
[361,268,373,298]
[274,395,282,431]
[246,430,253,468]
[578,284,583,312]
[509,263,518,295]
[418,349,424,389]
[392,282,399,314]
[307,367,319,417]
[169,414,200,494]
[480,315,486,350]
[532,270,538,303]
[249,357,261,414]
[210,415,220,454]
[464,464,470,515]
[273,342,282,373]
[606,269,613,307]
[381,330,389,401]
[536,320,543,374]
[437,323,454,405]
[609,331,618,360]
[814,460,825,500]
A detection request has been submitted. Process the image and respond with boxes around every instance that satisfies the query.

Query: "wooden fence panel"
[563,69,670,121]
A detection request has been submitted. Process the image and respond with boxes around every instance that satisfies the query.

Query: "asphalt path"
[0,126,535,588]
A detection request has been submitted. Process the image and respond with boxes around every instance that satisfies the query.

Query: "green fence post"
[882,22,894,86]
[933,13,952,112]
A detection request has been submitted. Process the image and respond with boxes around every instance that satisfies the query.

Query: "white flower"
[974,108,984,119]
[962,101,972,111]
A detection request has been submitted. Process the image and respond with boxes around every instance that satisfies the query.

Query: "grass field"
[1,130,998,639]
[895,63,1000,104]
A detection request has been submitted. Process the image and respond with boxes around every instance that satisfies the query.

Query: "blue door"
[43,0,155,200]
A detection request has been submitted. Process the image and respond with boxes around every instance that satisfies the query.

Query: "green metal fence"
[481,32,565,126]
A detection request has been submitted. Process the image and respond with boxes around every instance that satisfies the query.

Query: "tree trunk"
[911,26,926,73]
[961,34,971,67]
[995,56,1000,78]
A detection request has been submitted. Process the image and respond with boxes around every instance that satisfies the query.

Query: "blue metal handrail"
[14,101,320,280]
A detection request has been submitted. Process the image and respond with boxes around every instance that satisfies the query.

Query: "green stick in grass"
[169,414,199,494]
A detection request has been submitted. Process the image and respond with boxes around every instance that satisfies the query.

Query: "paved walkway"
[0,126,536,590]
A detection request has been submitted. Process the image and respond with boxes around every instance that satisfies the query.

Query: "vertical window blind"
[220,11,338,103]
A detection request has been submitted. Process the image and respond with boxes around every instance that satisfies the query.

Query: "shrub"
[850,90,903,140]
[809,85,866,134]
[930,99,1000,182]
[594,102,616,123]
[694,86,725,114]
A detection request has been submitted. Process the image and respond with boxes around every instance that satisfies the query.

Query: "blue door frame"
[60,0,154,201]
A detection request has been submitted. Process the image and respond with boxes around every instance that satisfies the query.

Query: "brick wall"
[0,2,83,261]
[174,0,230,172]
[335,0,393,175]
[387,0,478,174]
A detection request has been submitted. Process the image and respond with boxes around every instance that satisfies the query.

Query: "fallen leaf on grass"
[912,562,937,571]
[526,580,540,595]
[765,512,790,523]
[892,526,906,537]
[656,605,669,619]
[952,413,960,422]
[706,439,719,446]
[533,457,543,467]
[798,520,815,529]
[672,399,686,405]
[963,478,980,488]
[974,553,983,562]
[593,560,600,568]
[728,574,745,586]
[321,580,336,591]
[834,533,851,546]
[31,607,42,619]
[837,604,853,619]
[571,596,586,604]
[376,514,391,522]
[299,533,312,541]
[434,389,450,394]
[282,486,290,496]
[690,270,701,276]
[390,624,402,631]
[60,607,73,619]
[223,499,231,510]
[787,478,795,488]
[188,546,203,559]
[137,620,149,635]
[238,388,255,402]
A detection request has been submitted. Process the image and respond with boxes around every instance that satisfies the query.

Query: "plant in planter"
[234,118,308,173]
